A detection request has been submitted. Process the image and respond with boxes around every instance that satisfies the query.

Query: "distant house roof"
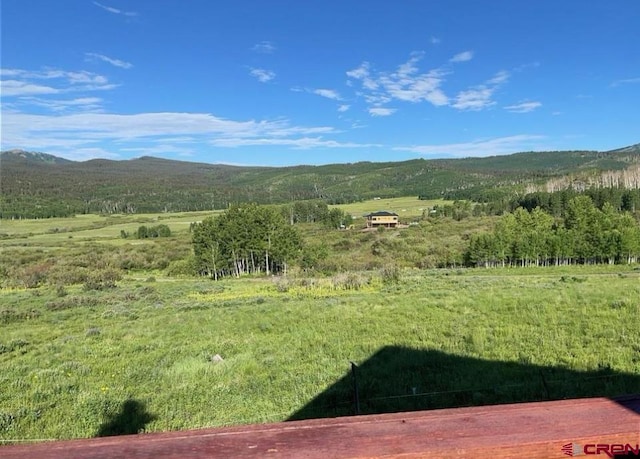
[365,211,398,217]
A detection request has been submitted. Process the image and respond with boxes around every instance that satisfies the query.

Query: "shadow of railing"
[288,346,640,421]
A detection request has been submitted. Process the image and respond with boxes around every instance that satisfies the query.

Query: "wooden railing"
[2,395,639,458]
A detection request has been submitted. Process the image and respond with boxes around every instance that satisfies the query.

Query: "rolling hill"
[1,144,639,218]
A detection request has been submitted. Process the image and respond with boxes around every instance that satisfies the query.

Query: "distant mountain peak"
[0,149,72,165]
[608,143,640,154]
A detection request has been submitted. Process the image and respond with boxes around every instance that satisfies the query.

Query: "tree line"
[278,200,353,227]
[465,196,640,267]
[511,188,640,216]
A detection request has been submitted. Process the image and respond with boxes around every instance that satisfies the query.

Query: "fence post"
[350,361,360,415]
[539,370,551,399]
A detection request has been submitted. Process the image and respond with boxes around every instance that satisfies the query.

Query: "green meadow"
[331,196,448,219]
[1,204,639,442]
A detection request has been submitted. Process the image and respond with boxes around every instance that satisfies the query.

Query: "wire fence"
[289,369,638,420]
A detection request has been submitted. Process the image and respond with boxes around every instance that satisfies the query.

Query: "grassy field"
[1,266,639,441]
[0,212,216,247]
[1,208,639,442]
[331,196,450,220]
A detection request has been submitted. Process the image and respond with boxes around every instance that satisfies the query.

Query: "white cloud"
[430,37,441,45]
[368,107,396,117]
[348,54,450,111]
[449,51,473,63]
[62,147,122,161]
[19,97,104,112]
[252,41,276,54]
[452,87,496,111]
[504,101,542,113]
[249,68,275,83]
[487,70,510,85]
[93,1,137,17]
[313,88,341,100]
[85,52,133,69]
[451,70,510,111]
[1,110,351,157]
[395,135,547,157]
[209,137,380,150]
[1,80,60,97]
[346,62,370,80]
[346,62,379,90]
[337,104,350,112]
[0,67,116,97]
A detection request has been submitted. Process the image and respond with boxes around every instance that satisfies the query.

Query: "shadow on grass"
[96,399,156,437]
[288,346,640,421]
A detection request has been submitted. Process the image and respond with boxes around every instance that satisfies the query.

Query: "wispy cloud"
[85,52,133,69]
[208,137,380,150]
[452,87,495,111]
[1,80,60,97]
[611,77,640,87]
[120,142,197,158]
[451,70,510,111]
[252,41,276,54]
[93,1,137,17]
[249,68,275,83]
[395,134,547,157]
[337,104,350,112]
[368,107,396,117]
[313,88,342,100]
[1,109,360,158]
[504,101,542,113]
[0,67,116,97]
[430,37,441,45]
[346,62,371,80]
[19,96,104,112]
[487,71,510,85]
[449,51,473,63]
[347,53,449,115]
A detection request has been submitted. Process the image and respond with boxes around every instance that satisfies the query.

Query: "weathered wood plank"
[2,396,638,459]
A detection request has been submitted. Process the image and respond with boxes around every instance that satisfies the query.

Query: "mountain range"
[1,144,639,218]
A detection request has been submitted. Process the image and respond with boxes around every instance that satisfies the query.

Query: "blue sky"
[1,1,639,165]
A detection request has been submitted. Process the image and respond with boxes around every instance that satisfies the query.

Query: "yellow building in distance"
[364,211,399,228]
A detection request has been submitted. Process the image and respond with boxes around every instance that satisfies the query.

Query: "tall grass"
[1,266,638,441]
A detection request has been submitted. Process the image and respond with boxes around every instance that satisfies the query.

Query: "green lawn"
[1,266,638,441]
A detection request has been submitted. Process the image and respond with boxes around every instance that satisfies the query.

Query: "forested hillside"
[1,144,639,218]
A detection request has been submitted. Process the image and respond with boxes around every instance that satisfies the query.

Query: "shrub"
[83,269,121,291]
[85,327,101,337]
[48,266,89,286]
[331,272,369,290]
[0,308,41,324]
[55,284,68,297]
[45,295,99,311]
[165,257,197,277]
[136,224,171,239]
[19,264,50,288]
[272,277,291,292]
[380,264,401,284]
[0,339,29,355]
